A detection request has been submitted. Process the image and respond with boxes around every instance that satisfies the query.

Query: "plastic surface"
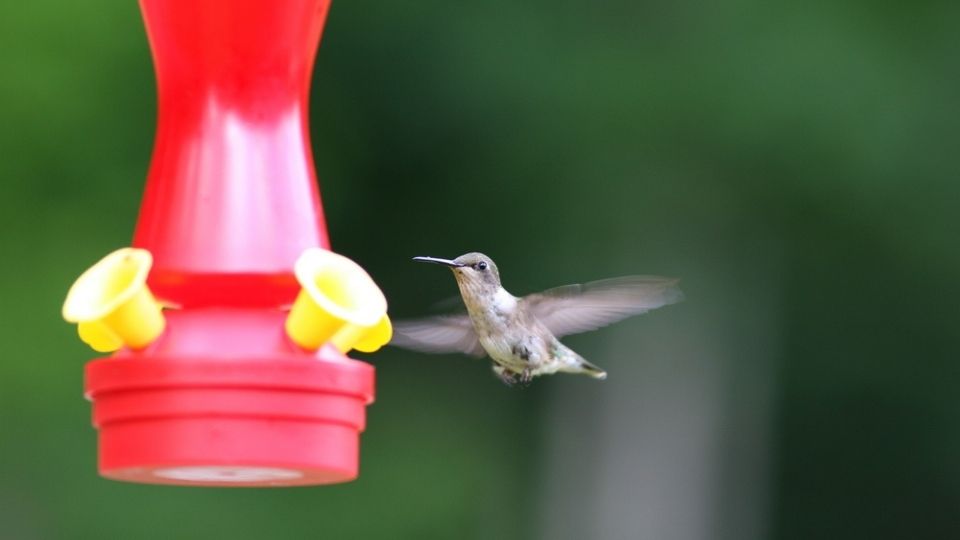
[86,308,373,486]
[133,0,332,307]
[286,248,392,353]
[63,248,165,352]
[80,0,378,487]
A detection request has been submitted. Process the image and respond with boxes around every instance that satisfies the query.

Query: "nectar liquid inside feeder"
[62,0,389,487]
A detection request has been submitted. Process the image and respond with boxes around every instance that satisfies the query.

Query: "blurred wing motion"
[521,276,682,338]
[390,314,486,357]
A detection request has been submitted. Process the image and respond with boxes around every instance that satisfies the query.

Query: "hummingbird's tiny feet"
[518,369,534,386]
[495,367,517,386]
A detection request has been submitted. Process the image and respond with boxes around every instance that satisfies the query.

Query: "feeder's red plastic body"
[84,0,375,486]
[135,0,331,306]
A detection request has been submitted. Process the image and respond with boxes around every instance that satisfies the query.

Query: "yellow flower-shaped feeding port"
[62,248,166,352]
[285,248,392,353]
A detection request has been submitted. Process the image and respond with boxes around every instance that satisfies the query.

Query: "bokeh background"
[2,1,959,538]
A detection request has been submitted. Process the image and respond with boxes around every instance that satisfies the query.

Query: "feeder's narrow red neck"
[134,0,332,307]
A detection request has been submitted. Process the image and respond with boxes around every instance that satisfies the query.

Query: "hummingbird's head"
[413,252,502,294]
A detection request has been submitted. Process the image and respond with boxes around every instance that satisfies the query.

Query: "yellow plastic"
[285,248,391,353]
[62,248,166,352]
[332,314,393,354]
[77,321,124,353]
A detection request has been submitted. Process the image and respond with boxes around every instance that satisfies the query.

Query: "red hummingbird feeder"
[61,0,391,486]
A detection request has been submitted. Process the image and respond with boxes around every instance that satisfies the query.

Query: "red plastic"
[134,0,330,306]
[84,0,375,486]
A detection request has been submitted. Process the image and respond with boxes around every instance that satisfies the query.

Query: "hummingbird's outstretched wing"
[522,276,682,338]
[390,314,486,357]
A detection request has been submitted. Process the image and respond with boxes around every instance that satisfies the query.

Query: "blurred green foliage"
[1,0,958,538]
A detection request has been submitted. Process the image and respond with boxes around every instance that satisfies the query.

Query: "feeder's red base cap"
[85,351,374,487]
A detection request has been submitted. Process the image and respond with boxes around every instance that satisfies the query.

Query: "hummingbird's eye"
[477,261,488,271]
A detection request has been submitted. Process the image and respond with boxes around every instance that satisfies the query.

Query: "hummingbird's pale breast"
[460,287,529,370]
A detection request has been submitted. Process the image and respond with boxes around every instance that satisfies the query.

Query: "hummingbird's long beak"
[412,256,464,268]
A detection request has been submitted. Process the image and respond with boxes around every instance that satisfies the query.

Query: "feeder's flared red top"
[134,0,333,306]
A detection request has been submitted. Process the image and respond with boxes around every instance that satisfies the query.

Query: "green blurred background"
[1,1,959,538]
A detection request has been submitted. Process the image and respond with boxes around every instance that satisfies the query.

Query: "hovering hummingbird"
[390,252,682,385]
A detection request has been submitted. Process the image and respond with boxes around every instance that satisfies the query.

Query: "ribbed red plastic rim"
[86,353,374,486]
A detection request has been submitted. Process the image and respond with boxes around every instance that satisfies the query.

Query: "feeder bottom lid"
[153,466,304,483]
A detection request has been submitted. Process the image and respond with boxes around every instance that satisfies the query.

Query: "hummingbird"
[390,252,682,385]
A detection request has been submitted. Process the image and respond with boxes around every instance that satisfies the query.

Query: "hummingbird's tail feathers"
[578,359,608,380]
[553,342,607,379]
[557,355,607,379]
